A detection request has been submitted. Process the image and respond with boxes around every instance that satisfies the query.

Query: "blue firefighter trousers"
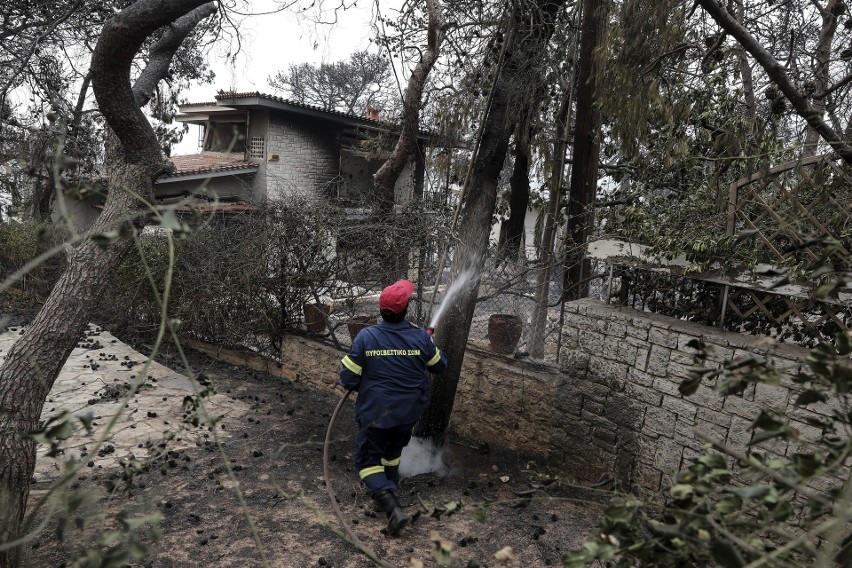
[355,422,416,497]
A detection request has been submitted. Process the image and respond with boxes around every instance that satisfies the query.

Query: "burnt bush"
[0,222,66,309]
[100,199,347,354]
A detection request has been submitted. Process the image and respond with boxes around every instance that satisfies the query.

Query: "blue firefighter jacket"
[339,320,447,429]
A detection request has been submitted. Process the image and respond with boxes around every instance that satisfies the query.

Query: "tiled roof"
[178,101,218,108]
[213,91,380,125]
[167,152,257,177]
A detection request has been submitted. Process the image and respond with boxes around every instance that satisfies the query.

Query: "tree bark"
[498,111,534,264]
[803,0,841,158]
[0,2,215,564]
[563,0,606,302]
[415,0,567,444]
[371,0,443,283]
[528,83,574,358]
[373,0,443,214]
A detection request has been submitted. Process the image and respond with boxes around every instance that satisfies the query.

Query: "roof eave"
[155,167,258,184]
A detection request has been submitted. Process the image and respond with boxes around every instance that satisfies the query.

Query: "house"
[168,91,427,209]
[58,91,430,230]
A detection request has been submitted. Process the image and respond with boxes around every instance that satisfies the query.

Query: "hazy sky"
[174,0,397,154]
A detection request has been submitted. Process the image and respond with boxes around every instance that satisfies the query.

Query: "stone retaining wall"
[187,299,842,497]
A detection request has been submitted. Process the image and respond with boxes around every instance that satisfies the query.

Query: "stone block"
[723,394,759,420]
[627,367,656,388]
[605,398,644,429]
[589,358,629,383]
[649,327,679,348]
[652,376,682,397]
[578,329,606,353]
[617,341,638,364]
[625,382,663,406]
[693,417,729,443]
[662,395,698,423]
[753,382,790,412]
[677,333,703,351]
[644,406,676,437]
[647,345,672,377]
[592,426,618,445]
[607,321,628,338]
[626,324,650,340]
[632,345,650,371]
[653,436,685,475]
[633,461,663,492]
[670,349,697,367]
[697,407,732,428]
[583,397,605,416]
[585,316,609,334]
[726,416,753,452]
[560,350,590,378]
[787,419,823,445]
[704,344,736,364]
[689,384,725,411]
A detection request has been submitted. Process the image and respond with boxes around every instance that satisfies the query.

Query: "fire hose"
[323,389,396,568]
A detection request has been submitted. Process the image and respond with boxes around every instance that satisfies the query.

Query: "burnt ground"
[23,338,606,568]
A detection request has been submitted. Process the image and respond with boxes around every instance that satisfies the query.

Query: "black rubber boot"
[372,490,409,535]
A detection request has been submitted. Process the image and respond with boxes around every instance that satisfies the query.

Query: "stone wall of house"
[192,299,841,498]
[265,114,340,201]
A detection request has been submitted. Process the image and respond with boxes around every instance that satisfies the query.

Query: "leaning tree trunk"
[0,3,215,565]
[696,0,852,165]
[371,0,442,284]
[415,0,567,444]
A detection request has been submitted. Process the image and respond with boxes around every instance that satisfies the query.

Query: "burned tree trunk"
[563,0,606,302]
[415,0,567,444]
[0,3,215,564]
[498,110,535,264]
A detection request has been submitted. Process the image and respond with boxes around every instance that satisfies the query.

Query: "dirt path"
[18,330,604,567]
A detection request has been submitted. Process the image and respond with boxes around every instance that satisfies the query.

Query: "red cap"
[379,279,414,313]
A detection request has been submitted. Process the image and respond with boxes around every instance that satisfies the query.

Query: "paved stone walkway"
[0,324,249,484]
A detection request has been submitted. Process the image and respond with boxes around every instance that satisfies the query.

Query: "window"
[249,137,265,159]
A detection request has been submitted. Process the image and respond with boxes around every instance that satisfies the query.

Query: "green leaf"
[91,229,121,249]
[679,373,703,396]
[735,230,759,242]
[562,550,592,568]
[752,410,784,431]
[669,484,694,501]
[471,506,486,523]
[835,332,852,356]
[698,454,726,469]
[648,519,684,537]
[815,280,840,299]
[710,538,746,568]
[792,453,823,477]
[750,427,790,445]
[829,364,852,393]
[715,496,742,514]
[727,484,772,500]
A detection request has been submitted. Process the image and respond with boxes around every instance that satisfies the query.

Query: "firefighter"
[338,279,447,535]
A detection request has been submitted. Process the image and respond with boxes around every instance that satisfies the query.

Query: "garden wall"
[186,299,838,498]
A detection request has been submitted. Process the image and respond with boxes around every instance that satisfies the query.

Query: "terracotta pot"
[488,314,523,355]
[303,303,330,333]
[346,315,376,340]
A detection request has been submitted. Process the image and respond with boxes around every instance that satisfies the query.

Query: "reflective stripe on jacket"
[339,319,447,428]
